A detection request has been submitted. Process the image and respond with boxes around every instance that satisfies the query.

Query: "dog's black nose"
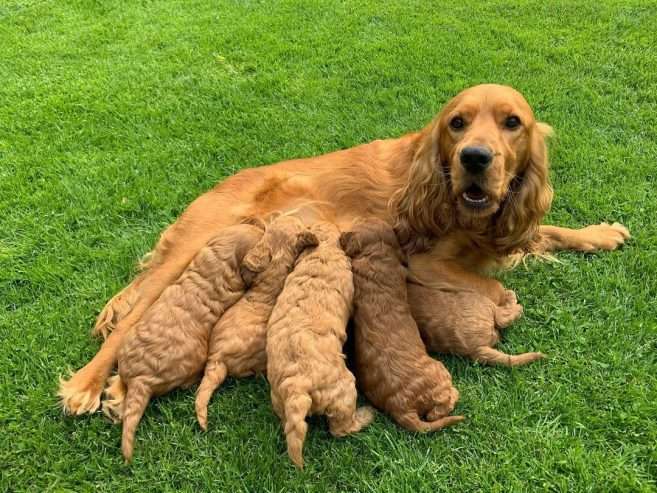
[460,146,492,174]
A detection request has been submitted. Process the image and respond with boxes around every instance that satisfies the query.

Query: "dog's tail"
[283,392,312,469]
[395,411,464,432]
[121,380,151,463]
[472,346,545,367]
[195,361,229,431]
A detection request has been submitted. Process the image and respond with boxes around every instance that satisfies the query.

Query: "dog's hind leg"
[61,186,252,415]
[195,361,228,431]
[92,278,143,339]
[472,346,544,366]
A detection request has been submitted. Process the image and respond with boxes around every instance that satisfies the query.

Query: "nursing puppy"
[118,216,312,462]
[195,217,319,430]
[408,285,545,366]
[343,219,463,432]
[267,221,374,469]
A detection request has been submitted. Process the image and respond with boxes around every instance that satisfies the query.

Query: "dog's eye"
[449,116,465,130]
[504,115,521,129]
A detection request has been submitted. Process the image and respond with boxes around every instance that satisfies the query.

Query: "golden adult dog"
[59,84,629,415]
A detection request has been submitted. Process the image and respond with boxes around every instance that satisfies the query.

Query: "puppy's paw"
[355,406,376,428]
[500,289,518,307]
[495,301,523,329]
[102,375,126,424]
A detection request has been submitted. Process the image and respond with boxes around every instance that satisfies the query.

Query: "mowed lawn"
[1,0,656,491]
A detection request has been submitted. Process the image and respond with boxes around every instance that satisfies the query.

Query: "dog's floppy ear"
[495,121,554,254]
[240,239,272,285]
[339,231,360,257]
[390,116,454,253]
[295,230,319,251]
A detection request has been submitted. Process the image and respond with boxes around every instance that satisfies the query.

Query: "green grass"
[1,0,656,491]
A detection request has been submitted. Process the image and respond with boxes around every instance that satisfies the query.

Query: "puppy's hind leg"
[472,346,544,367]
[395,411,464,432]
[283,393,312,469]
[328,402,375,437]
[195,361,228,431]
[121,380,152,463]
[102,374,127,423]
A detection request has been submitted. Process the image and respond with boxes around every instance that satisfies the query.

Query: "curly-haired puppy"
[342,218,464,432]
[194,216,319,430]
[408,285,545,366]
[116,223,265,461]
[267,221,374,468]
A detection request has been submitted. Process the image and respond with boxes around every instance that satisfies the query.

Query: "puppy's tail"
[283,392,312,469]
[121,380,151,463]
[395,411,464,432]
[472,346,545,367]
[195,361,229,431]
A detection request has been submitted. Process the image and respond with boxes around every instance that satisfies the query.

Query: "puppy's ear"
[240,240,272,285]
[240,216,266,231]
[339,231,360,257]
[296,230,319,251]
[240,265,257,286]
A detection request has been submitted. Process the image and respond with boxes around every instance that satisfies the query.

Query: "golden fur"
[408,285,544,366]
[194,216,319,430]
[116,224,264,462]
[58,84,630,415]
[344,219,463,432]
[267,221,374,468]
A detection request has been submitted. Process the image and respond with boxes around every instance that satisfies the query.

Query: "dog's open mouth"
[461,184,490,209]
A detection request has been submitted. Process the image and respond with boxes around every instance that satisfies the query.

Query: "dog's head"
[393,84,553,254]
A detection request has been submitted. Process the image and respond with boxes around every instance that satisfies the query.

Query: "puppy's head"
[240,214,318,283]
[309,221,341,245]
[340,218,403,261]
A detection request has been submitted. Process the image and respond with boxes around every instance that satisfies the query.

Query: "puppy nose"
[460,146,493,173]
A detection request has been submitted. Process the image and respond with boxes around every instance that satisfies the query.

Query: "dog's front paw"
[58,369,104,415]
[577,222,630,252]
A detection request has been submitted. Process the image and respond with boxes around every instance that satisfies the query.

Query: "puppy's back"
[407,283,498,354]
